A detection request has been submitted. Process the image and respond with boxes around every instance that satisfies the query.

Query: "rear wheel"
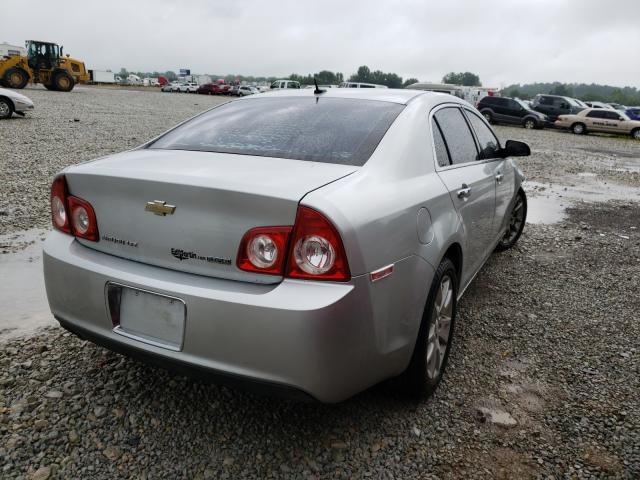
[3,68,29,89]
[482,111,493,124]
[572,122,586,135]
[496,189,527,251]
[631,128,640,140]
[399,258,457,399]
[53,71,74,92]
[44,84,57,91]
[0,97,13,119]
[523,118,536,129]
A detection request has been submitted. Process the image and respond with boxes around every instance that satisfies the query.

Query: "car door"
[463,108,516,240]
[507,99,525,124]
[603,111,624,133]
[432,105,496,286]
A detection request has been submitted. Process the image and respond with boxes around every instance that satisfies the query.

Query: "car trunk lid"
[64,149,356,284]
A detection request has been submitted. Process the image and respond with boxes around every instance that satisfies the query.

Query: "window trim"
[429,103,504,172]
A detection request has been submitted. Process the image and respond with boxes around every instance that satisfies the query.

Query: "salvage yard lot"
[1,86,639,479]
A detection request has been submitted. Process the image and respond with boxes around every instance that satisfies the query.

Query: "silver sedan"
[43,89,529,402]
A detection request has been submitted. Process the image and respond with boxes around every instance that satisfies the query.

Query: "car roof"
[244,87,433,105]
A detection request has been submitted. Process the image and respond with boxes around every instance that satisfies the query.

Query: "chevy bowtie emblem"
[145,200,176,216]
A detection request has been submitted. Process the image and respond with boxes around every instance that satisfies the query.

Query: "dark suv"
[478,96,547,129]
[531,94,585,122]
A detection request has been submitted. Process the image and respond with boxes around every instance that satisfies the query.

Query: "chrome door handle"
[495,173,504,182]
[457,184,471,199]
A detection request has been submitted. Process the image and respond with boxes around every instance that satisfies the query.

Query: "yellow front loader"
[0,40,89,92]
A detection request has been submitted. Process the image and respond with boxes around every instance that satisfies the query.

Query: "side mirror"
[500,140,530,158]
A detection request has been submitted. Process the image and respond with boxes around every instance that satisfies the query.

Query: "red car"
[197,80,230,95]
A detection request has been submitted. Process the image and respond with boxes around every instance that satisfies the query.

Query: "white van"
[270,80,301,89]
[338,82,388,89]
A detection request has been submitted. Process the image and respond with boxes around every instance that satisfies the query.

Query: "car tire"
[399,257,457,399]
[631,128,640,141]
[44,84,58,91]
[571,122,586,135]
[3,68,29,89]
[496,188,527,251]
[53,71,74,92]
[482,111,493,124]
[523,118,536,129]
[0,97,14,119]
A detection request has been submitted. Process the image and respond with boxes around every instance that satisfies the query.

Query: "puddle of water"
[0,229,55,341]
[526,194,568,224]
[524,176,640,225]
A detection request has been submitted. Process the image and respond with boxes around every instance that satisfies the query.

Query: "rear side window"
[149,97,404,166]
[431,120,450,167]
[464,110,500,160]
[433,107,478,165]
[587,110,607,118]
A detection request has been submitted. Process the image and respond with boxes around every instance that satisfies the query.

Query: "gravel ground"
[1,87,639,479]
[0,85,227,235]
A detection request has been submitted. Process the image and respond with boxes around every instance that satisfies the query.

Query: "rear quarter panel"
[301,97,464,364]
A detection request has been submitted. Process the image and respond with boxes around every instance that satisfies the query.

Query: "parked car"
[171,83,182,92]
[179,82,199,93]
[43,89,530,402]
[625,107,640,121]
[339,82,388,89]
[161,83,177,92]
[270,79,301,89]
[237,86,259,96]
[555,108,640,139]
[196,83,217,95]
[531,94,585,121]
[477,96,547,129]
[584,101,614,110]
[227,85,240,96]
[608,103,627,111]
[0,87,34,119]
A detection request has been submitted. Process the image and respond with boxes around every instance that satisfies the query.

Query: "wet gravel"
[0,85,227,235]
[1,88,639,479]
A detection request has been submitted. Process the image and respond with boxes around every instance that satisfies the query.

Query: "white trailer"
[0,42,26,57]
[89,70,116,84]
[405,82,500,106]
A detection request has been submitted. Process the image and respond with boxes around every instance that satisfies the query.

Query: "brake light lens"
[286,206,350,281]
[236,206,350,281]
[50,174,99,241]
[237,226,292,275]
[50,175,71,234]
[68,196,99,241]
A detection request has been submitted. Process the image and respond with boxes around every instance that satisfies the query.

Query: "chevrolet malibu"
[43,89,530,402]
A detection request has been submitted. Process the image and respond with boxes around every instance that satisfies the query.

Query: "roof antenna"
[314,76,326,95]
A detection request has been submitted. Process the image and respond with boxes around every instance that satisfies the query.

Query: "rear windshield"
[148,97,404,166]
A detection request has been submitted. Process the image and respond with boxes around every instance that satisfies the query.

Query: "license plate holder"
[107,283,186,351]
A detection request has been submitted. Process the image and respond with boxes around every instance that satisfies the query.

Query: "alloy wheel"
[503,194,525,244]
[426,275,453,379]
[524,120,535,129]
[0,101,10,117]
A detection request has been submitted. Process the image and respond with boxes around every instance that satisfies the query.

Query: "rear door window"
[431,119,451,167]
[149,97,404,166]
[464,110,501,160]
[433,107,478,166]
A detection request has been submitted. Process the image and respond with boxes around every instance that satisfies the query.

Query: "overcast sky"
[3,0,639,88]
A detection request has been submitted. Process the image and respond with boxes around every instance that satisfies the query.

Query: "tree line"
[503,82,640,105]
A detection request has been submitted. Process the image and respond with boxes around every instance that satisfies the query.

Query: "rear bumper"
[43,231,429,402]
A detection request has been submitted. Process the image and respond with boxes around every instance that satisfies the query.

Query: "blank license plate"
[115,287,186,351]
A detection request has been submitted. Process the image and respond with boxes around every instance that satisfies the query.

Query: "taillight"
[68,196,99,241]
[236,206,351,281]
[50,175,71,234]
[50,174,99,241]
[237,226,292,275]
[286,206,350,281]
